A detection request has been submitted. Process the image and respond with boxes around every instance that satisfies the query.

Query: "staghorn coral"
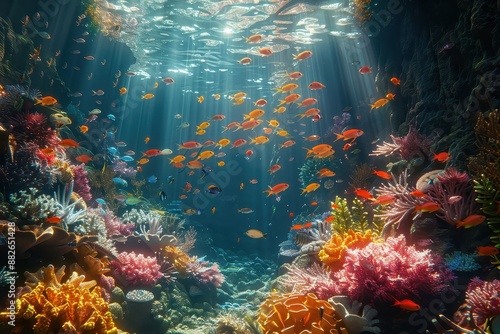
[257,292,347,333]
[334,235,455,311]
[0,265,122,334]
[468,109,500,189]
[319,229,377,272]
[75,208,118,254]
[465,278,500,327]
[110,251,163,287]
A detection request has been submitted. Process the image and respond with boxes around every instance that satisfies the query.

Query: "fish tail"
[300,188,306,195]
[243,114,250,120]
[278,99,286,106]
[262,189,273,197]
[334,133,343,142]
[412,205,420,214]
[262,233,267,239]
[369,104,375,111]
[295,113,305,119]
[302,147,314,158]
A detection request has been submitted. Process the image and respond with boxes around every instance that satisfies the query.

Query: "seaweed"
[473,174,500,245]
[330,196,381,235]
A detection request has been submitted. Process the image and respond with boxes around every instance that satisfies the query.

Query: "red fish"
[476,245,499,256]
[390,77,400,86]
[142,149,162,157]
[46,216,62,224]
[371,195,395,206]
[358,66,372,74]
[59,139,80,148]
[410,190,428,198]
[393,299,420,311]
[456,214,486,229]
[75,154,93,163]
[432,152,451,162]
[178,141,202,150]
[373,170,391,179]
[335,129,364,142]
[354,188,373,200]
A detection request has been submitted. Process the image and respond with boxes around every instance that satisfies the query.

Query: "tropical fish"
[162,77,174,84]
[35,96,58,106]
[112,177,128,187]
[476,245,499,256]
[46,216,62,224]
[178,141,202,150]
[373,170,392,179]
[390,77,400,85]
[369,98,389,111]
[301,183,320,195]
[386,93,396,100]
[456,214,486,229]
[119,87,127,95]
[413,201,441,214]
[274,83,299,94]
[308,81,326,90]
[293,50,312,61]
[297,98,318,107]
[207,185,222,194]
[239,57,252,65]
[268,164,281,174]
[246,34,263,43]
[335,129,364,142]
[258,47,273,56]
[59,139,80,148]
[125,196,143,205]
[245,229,266,239]
[354,188,373,200]
[92,90,104,96]
[238,208,254,214]
[148,175,158,183]
[393,299,420,312]
[358,66,372,74]
[79,125,89,134]
[142,149,163,157]
[432,152,451,162]
[263,183,289,197]
[142,93,154,99]
[75,155,93,163]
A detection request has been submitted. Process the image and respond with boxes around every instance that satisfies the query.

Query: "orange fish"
[293,50,312,61]
[301,183,320,195]
[390,77,400,85]
[75,154,93,163]
[142,93,154,99]
[291,224,303,230]
[476,245,499,256]
[280,140,296,149]
[308,81,326,90]
[46,216,62,224]
[239,57,252,65]
[287,71,303,80]
[410,190,428,198]
[179,194,187,199]
[246,34,263,43]
[373,170,391,179]
[310,201,318,206]
[278,93,301,106]
[254,98,267,106]
[35,96,58,106]
[142,149,163,157]
[358,66,372,74]
[371,195,395,206]
[303,222,313,228]
[369,98,389,111]
[275,83,299,94]
[297,98,318,108]
[456,214,486,228]
[386,93,396,100]
[186,160,203,169]
[119,87,127,95]
[137,166,143,172]
[393,299,420,312]
[263,183,289,197]
[137,158,150,165]
[317,168,335,179]
[325,215,335,223]
[144,137,150,144]
[335,129,364,142]
[79,125,89,133]
[354,188,373,200]
[289,212,294,218]
[59,139,80,148]
[432,152,451,162]
[259,47,273,57]
[413,201,441,214]
[162,77,175,84]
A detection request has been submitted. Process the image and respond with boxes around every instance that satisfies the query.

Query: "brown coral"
[257,292,347,333]
[318,229,376,272]
[468,109,500,189]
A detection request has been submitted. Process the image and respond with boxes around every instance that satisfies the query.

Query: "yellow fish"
[198,96,204,103]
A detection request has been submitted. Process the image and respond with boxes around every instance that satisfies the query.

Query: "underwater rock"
[0,18,32,84]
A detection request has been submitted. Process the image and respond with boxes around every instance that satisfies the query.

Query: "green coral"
[473,174,500,245]
[298,156,336,188]
[329,196,381,235]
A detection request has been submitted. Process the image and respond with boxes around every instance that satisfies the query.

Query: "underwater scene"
[0,0,499,333]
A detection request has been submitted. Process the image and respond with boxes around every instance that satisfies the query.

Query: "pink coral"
[11,112,59,150]
[71,163,92,202]
[112,158,137,179]
[111,251,163,287]
[88,208,134,236]
[186,258,224,288]
[465,277,500,325]
[334,235,455,309]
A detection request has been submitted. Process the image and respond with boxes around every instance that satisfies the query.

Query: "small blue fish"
[201,166,212,179]
[112,177,128,187]
[167,175,175,184]
[107,114,116,121]
[148,175,158,183]
[159,191,167,201]
[95,198,106,205]
[106,131,115,138]
[206,185,222,195]
[120,155,134,162]
[107,147,118,155]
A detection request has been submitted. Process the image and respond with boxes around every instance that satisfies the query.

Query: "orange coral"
[0,265,123,334]
[318,229,376,271]
[258,292,347,333]
[160,245,192,277]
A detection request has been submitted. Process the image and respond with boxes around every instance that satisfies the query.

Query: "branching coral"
[185,257,224,289]
[258,292,347,333]
[279,262,338,301]
[111,251,163,287]
[465,278,500,326]
[349,163,373,190]
[0,264,122,334]
[330,196,381,235]
[71,163,92,202]
[319,229,377,272]
[370,126,432,161]
[334,235,455,310]
[468,109,500,189]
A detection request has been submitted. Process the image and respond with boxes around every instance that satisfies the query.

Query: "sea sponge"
[257,292,347,333]
[319,229,376,271]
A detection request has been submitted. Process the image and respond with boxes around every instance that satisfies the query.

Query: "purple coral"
[329,112,351,136]
[111,251,163,287]
[89,208,134,236]
[370,126,432,160]
[71,163,92,202]
[427,168,478,225]
[334,235,455,309]
[112,158,137,179]
[465,277,500,326]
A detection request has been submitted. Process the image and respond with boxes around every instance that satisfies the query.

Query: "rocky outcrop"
[0,18,32,85]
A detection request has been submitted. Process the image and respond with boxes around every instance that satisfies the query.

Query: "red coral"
[111,251,163,287]
[465,277,500,326]
[12,112,59,150]
[71,163,92,202]
[334,235,455,310]
[393,126,433,160]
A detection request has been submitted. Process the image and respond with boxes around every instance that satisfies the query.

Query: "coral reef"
[473,174,500,247]
[71,163,92,202]
[370,127,432,161]
[111,251,163,287]
[444,251,481,272]
[298,156,336,188]
[464,278,500,326]
[329,196,382,235]
[257,292,347,333]
[334,235,455,310]
[330,295,380,334]
[468,110,500,189]
[319,229,377,271]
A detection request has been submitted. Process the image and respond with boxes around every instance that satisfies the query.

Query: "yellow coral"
[319,229,376,271]
[258,292,347,334]
[161,245,192,277]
